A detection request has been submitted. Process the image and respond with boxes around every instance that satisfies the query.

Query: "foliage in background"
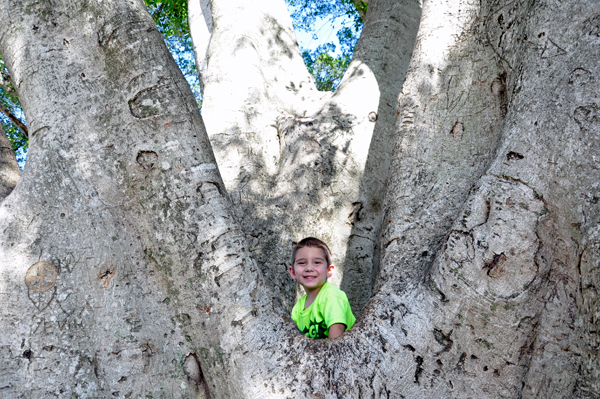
[0,57,27,168]
[286,0,364,91]
[302,44,350,92]
[145,0,202,103]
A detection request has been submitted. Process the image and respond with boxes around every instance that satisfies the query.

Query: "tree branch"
[0,101,27,137]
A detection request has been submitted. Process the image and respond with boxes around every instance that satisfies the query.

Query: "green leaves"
[302,46,351,92]
[0,57,27,167]
[145,0,190,38]
[286,0,364,91]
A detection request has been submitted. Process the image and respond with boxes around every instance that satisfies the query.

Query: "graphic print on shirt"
[301,316,328,339]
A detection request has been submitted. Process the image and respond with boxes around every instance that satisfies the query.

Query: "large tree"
[0,0,598,398]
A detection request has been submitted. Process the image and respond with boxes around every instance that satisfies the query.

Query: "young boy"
[288,237,356,339]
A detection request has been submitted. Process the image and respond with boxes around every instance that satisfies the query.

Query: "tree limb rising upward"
[0,0,598,398]
[0,101,27,137]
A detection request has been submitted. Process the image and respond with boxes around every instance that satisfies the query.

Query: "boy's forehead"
[295,246,327,259]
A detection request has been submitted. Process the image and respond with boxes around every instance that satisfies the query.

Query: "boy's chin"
[301,280,326,289]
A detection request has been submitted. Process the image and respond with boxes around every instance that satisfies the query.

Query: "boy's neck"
[303,282,327,309]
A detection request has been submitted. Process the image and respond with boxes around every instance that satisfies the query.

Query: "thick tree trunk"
[0,0,598,398]
[0,124,20,202]
[0,0,243,397]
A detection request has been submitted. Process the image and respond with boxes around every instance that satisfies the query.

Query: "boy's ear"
[327,264,335,278]
[288,265,297,280]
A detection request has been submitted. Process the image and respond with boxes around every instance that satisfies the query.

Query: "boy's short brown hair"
[291,237,333,266]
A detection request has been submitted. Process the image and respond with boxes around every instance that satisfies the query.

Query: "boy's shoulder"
[317,282,350,303]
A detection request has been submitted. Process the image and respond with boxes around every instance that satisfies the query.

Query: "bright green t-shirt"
[291,282,356,339]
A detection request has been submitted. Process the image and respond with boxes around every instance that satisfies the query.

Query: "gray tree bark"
[0,0,598,398]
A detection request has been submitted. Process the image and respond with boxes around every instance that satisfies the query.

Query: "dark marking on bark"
[450,121,464,139]
[97,13,148,51]
[456,352,467,371]
[99,266,115,289]
[483,253,507,278]
[414,356,424,384]
[540,38,567,58]
[475,338,494,349]
[568,68,592,86]
[171,313,191,327]
[197,181,222,200]
[128,85,176,119]
[193,252,204,272]
[506,151,524,161]
[379,333,388,353]
[140,341,154,357]
[574,104,599,129]
[491,72,508,115]
[433,329,454,355]
[90,354,100,379]
[136,151,158,169]
[22,349,32,360]
[183,353,211,398]
[404,344,415,352]
[30,126,49,137]
[349,201,363,224]
[584,15,600,36]
[428,275,448,302]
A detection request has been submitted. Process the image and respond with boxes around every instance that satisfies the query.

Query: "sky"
[293,14,351,57]
[285,1,361,57]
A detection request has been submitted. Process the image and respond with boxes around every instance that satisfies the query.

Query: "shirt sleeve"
[322,293,353,329]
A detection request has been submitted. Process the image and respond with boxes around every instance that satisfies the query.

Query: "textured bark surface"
[0,0,233,397]
[0,0,599,398]
[0,124,20,202]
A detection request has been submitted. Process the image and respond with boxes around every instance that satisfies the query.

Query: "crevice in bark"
[184,353,211,398]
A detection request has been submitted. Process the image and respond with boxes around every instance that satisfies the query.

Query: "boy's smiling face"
[289,246,334,294]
